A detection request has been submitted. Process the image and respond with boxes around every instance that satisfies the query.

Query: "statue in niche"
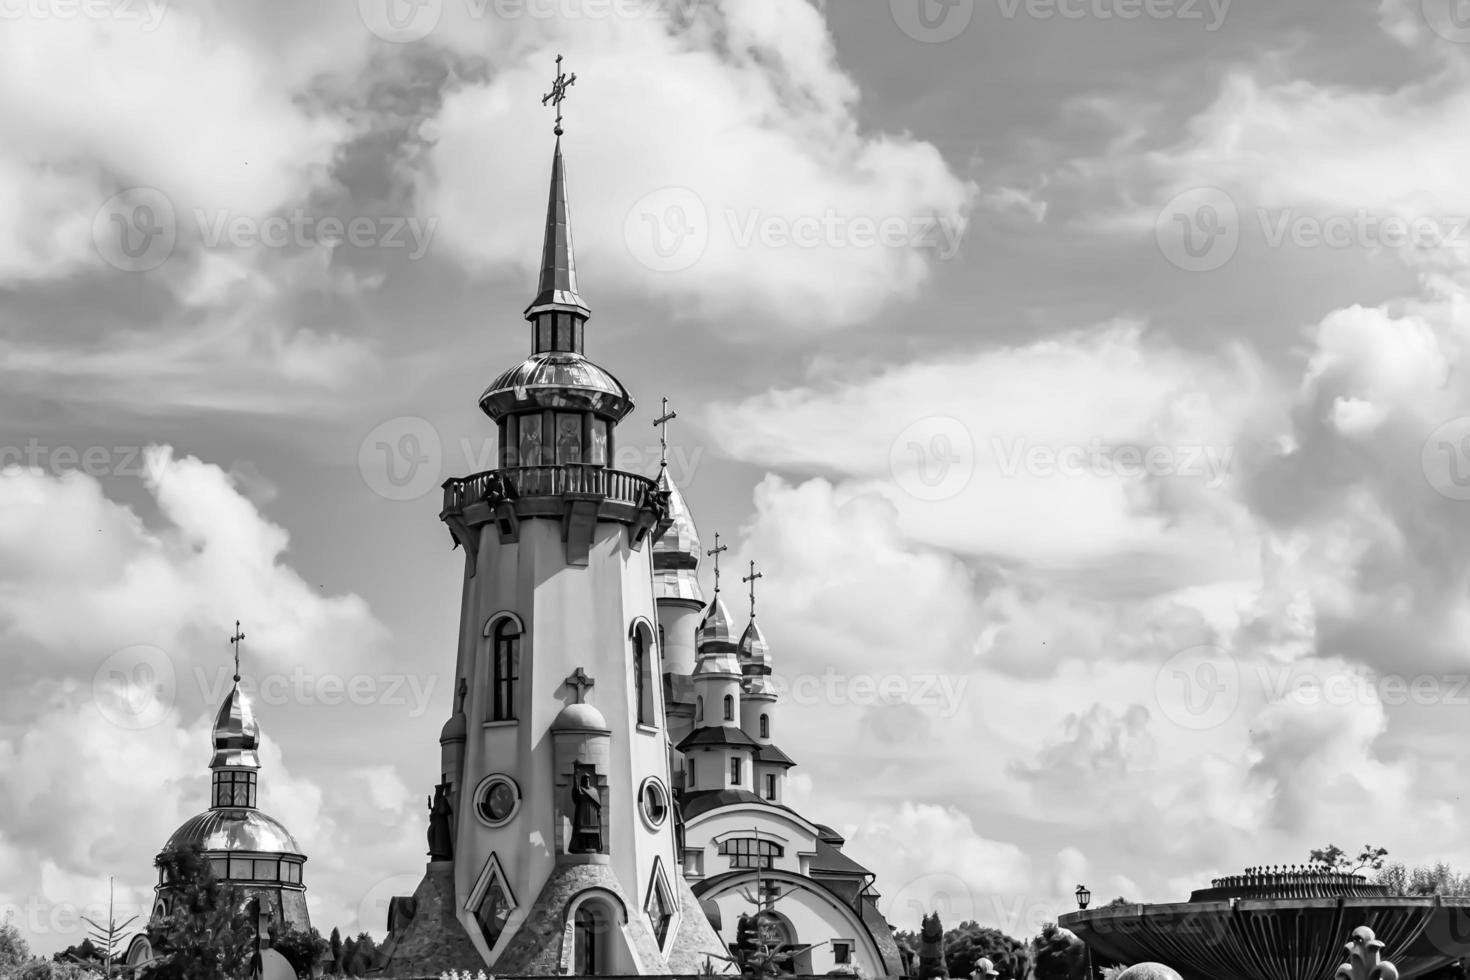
[569,767,603,854]
[427,781,454,860]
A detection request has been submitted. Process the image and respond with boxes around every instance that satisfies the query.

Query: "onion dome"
[165,809,303,855]
[552,701,610,734]
[653,468,704,605]
[209,682,260,770]
[653,469,701,558]
[697,595,735,650]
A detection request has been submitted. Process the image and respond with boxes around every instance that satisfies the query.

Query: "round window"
[475,775,520,827]
[639,777,669,828]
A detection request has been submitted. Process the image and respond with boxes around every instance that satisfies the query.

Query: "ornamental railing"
[442,464,658,513]
[1188,865,1390,902]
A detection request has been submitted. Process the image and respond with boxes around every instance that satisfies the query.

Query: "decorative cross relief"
[1335,926,1399,980]
[564,667,595,704]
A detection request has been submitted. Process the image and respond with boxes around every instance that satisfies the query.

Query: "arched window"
[491,619,520,722]
[696,696,703,722]
[759,714,769,739]
[723,694,734,721]
[574,900,613,975]
[632,624,655,727]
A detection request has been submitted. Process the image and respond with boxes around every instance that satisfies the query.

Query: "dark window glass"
[718,838,783,870]
[759,714,769,739]
[765,774,776,800]
[730,757,742,785]
[723,694,734,721]
[492,620,520,721]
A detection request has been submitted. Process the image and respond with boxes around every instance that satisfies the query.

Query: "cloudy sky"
[6,0,1470,956]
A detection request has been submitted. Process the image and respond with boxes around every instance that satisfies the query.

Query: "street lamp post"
[1075,885,1094,980]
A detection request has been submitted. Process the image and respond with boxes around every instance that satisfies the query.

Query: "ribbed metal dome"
[165,808,303,856]
[697,596,736,649]
[652,469,701,561]
[478,351,633,421]
[738,619,771,674]
[210,683,259,770]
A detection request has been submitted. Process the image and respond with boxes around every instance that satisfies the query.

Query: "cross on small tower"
[228,621,246,683]
[707,532,728,597]
[653,396,677,470]
[742,560,763,619]
[541,54,576,137]
[564,667,595,704]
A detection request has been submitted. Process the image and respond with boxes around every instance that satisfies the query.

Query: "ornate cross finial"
[1336,926,1399,980]
[228,621,246,683]
[541,54,576,136]
[742,559,763,618]
[564,667,595,704]
[707,532,728,596]
[653,396,677,470]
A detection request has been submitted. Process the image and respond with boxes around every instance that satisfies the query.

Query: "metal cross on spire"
[653,396,677,470]
[541,53,576,136]
[742,560,763,619]
[707,532,728,597]
[229,621,246,683]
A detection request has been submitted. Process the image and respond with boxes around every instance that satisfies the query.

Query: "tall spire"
[525,55,589,321]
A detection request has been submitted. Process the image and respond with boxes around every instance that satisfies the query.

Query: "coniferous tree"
[327,929,341,977]
[143,845,254,980]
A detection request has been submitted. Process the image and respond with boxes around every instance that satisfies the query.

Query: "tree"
[1375,862,1470,896]
[1030,924,1086,980]
[1103,898,1131,909]
[80,878,138,979]
[0,917,34,980]
[943,922,1030,980]
[337,934,378,977]
[143,845,255,980]
[327,929,342,977]
[1309,844,1388,874]
[272,928,328,978]
[52,941,102,968]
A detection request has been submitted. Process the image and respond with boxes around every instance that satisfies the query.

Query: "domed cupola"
[738,618,775,697]
[653,468,704,607]
[152,624,311,935]
[479,134,633,466]
[697,594,736,654]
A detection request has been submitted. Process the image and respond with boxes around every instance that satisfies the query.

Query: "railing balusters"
[441,464,656,513]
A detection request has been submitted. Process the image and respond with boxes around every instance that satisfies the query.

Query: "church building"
[378,58,902,977]
[125,638,312,974]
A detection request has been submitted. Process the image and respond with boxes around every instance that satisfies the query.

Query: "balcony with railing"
[442,465,658,512]
[440,465,669,563]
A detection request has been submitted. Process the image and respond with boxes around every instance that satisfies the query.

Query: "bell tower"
[412,56,726,976]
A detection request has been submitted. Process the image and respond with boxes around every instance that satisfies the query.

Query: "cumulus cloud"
[416,1,974,329]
